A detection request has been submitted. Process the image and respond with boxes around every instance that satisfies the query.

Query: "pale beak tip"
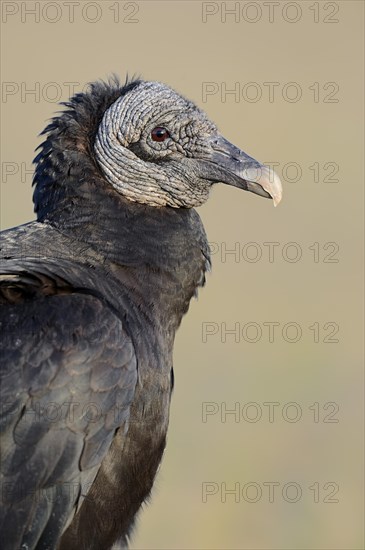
[272,187,283,207]
[261,166,283,207]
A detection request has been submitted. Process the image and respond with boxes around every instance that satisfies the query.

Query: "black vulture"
[0,77,282,549]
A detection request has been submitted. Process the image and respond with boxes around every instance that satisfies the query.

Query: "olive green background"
[1,1,364,548]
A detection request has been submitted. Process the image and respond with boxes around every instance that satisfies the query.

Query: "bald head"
[94,81,218,208]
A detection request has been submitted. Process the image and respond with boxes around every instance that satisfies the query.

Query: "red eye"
[151,127,170,142]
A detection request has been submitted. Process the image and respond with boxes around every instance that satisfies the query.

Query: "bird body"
[0,77,281,549]
[1,202,208,548]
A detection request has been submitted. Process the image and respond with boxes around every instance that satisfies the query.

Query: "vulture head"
[33,78,282,221]
[94,80,282,208]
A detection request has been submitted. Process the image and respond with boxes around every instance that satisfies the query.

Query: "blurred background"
[1,1,363,548]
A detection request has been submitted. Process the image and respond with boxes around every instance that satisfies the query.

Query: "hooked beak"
[200,135,283,206]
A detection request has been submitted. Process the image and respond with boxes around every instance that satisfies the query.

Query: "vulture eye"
[151,127,170,142]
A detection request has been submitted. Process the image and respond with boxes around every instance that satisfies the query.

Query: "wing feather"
[0,286,138,549]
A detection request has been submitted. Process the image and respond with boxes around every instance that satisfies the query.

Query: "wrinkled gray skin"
[0,78,281,550]
[95,81,217,208]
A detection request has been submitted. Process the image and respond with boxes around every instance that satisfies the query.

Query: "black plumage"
[0,77,281,549]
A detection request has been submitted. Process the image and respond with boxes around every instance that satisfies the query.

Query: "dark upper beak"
[198,134,282,206]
